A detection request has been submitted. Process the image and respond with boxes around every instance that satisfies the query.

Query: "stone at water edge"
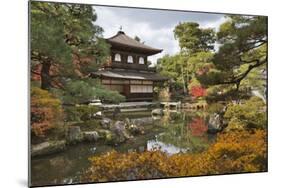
[110,121,131,143]
[207,113,222,133]
[83,131,99,141]
[67,126,83,143]
[31,140,66,157]
[128,124,145,135]
[151,109,164,116]
[100,117,112,129]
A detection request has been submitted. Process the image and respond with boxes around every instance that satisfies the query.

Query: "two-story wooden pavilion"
[91,31,168,101]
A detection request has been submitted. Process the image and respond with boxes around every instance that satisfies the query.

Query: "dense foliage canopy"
[30,2,125,137]
[197,16,267,97]
[157,16,267,101]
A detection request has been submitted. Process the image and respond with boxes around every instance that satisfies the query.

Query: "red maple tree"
[190,85,207,98]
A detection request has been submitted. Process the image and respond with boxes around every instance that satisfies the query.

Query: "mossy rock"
[31,140,66,157]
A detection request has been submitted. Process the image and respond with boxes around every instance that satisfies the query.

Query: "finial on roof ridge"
[117,26,125,34]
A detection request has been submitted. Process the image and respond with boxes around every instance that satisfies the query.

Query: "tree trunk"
[181,65,187,95]
[41,59,52,90]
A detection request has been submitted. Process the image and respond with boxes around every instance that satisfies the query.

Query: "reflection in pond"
[147,140,190,155]
[31,110,215,186]
[149,111,213,154]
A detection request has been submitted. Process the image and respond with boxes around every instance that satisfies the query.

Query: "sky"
[93,5,227,66]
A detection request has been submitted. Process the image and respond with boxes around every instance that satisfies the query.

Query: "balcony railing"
[103,61,156,72]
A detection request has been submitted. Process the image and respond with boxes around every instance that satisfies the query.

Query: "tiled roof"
[106,31,162,55]
[91,69,169,81]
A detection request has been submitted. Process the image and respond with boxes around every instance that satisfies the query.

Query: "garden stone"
[100,117,112,129]
[124,118,131,127]
[67,126,83,143]
[83,131,99,141]
[93,111,103,119]
[128,124,145,135]
[31,140,66,157]
[110,121,131,143]
[207,113,222,133]
[151,109,164,116]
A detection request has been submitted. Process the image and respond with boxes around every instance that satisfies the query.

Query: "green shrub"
[64,105,99,122]
[224,96,266,130]
[53,79,125,105]
[95,87,126,104]
[207,103,225,113]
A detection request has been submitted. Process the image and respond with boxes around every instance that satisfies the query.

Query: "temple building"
[91,31,169,101]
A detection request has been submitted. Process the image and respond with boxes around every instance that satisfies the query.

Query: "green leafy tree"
[31,2,124,106]
[157,22,215,95]
[174,22,215,54]
[52,79,125,105]
[157,52,213,96]
[31,1,110,90]
[197,16,267,98]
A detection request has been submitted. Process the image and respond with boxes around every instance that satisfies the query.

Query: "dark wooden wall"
[105,50,151,71]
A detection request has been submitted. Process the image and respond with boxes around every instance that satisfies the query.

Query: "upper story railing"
[103,60,156,72]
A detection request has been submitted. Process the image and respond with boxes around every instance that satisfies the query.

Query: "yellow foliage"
[84,130,267,182]
[158,87,171,102]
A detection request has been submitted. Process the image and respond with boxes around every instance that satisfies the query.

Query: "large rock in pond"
[83,131,99,142]
[31,140,66,157]
[151,109,164,116]
[128,124,145,135]
[208,113,223,133]
[110,121,131,143]
[67,126,83,143]
[100,117,112,129]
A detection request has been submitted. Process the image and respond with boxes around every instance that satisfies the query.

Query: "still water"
[31,110,215,186]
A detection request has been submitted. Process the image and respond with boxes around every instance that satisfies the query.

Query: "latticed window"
[130,85,153,93]
[139,57,144,64]
[114,53,121,61]
[127,55,133,63]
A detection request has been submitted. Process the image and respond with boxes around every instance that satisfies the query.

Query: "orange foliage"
[84,130,267,182]
[31,87,63,137]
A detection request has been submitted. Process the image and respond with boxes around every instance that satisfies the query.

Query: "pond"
[31,109,216,186]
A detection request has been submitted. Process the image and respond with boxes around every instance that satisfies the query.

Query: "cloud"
[93,5,226,65]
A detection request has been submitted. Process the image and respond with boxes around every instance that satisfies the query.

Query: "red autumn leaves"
[190,85,207,98]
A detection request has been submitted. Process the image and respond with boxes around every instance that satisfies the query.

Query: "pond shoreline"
[31,107,224,158]
[31,109,219,186]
